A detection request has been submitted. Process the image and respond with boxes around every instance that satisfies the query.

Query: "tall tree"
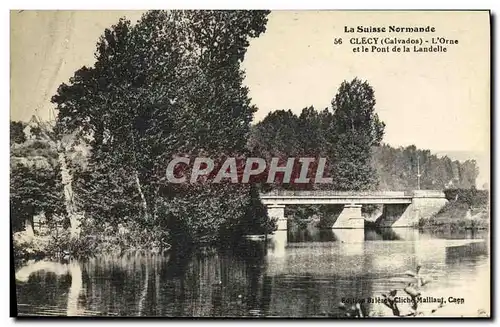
[329,78,385,190]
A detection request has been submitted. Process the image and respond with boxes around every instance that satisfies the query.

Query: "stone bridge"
[260,190,448,230]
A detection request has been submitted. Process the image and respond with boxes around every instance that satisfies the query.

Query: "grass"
[419,197,489,232]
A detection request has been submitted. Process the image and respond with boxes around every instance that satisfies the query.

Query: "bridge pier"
[267,204,287,231]
[332,204,365,229]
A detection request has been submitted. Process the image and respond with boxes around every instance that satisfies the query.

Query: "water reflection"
[288,225,337,243]
[364,227,420,241]
[332,229,364,243]
[15,227,489,317]
[15,260,84,316]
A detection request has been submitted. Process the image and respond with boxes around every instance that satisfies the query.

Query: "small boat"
[244,234,268,241]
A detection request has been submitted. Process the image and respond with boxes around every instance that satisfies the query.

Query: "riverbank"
[12,220,257,265]
[12,222,172,265]
[419,189,489,232]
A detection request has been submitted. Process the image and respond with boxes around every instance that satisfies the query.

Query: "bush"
[444,188,489,207]
[79,219,171,255]
[13,231,49,261]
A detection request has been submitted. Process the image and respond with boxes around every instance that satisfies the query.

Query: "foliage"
[373,145,479,190]
[250,104,479,193]
[249,78,385,191]
[419,214,488,232]
[10,121,26,144]
[12,11,483,258]
[443,188,488,207]
[10,130,66,233]
[419,188,489,232]
[329,78,385,190]
[13,231,49,262]
[13,218,173,262]
[286,205,321,229]
[249,107,334,191]
[51,10,273,248]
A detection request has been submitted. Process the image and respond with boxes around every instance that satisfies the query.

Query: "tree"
[249,109,302,158]
[10,121,26,144]
[371,145,479,191]
[10,136,65,233]
[52,10,273,246]
[329,78,385,191]
[458,160,479,189]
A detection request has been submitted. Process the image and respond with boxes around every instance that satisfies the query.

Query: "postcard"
[10,10,491,318]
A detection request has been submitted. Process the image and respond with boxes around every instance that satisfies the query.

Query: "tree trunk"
[58,151,80,238]
[24,217,34,239]
[129,127,149,221]
[135,171,149,221]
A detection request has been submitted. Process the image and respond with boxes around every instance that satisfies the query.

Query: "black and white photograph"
[10,9,491,318]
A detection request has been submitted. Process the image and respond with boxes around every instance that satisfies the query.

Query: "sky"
[10,10,490,186]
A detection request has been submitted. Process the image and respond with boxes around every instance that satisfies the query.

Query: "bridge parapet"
[260,191,413,206]
[410,190,447,198]
[261,190,446,199]
[261,190,408,197]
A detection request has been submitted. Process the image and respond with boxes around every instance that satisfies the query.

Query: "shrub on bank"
[419,215,489,232]
[13,219,172,263]
[443,188,489,207]
[13,231,49,262]
[419,189,489,231]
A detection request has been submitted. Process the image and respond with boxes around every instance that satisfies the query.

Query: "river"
[14,227,489,317]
